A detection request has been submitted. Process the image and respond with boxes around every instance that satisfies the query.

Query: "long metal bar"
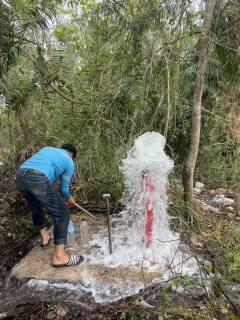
[75,203,97,221]
[103,194,112,254]
[105,197,113,254]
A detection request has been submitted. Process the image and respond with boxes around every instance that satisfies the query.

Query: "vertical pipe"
[142,170,154,246]
[103,194,113,254]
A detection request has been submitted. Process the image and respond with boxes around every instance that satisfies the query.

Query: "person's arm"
[59,165,74,201]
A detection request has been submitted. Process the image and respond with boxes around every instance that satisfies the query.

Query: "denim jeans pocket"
[27,181,46,197]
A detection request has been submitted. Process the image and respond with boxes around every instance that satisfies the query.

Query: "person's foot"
[52,255,84,268]
[52,252,83,266]
[40,233,51,247]
[52,252,71,266]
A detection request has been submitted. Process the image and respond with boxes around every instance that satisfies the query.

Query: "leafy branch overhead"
[0,0,62,77]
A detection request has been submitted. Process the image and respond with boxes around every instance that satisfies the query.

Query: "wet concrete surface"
[11,215,165,285]
[9,214,165,297]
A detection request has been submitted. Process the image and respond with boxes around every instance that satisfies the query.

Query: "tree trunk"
[182,0,216,202]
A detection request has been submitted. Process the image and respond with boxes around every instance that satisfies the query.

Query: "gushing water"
[88,132,179,270]
[79,132,203,303]
[120,131,179,254]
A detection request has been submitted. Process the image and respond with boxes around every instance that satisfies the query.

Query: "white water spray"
[120,131,179,255]
[80,132,204,304]
[88,132,180,268]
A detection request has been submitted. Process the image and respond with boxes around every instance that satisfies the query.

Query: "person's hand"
[67,196,76,206]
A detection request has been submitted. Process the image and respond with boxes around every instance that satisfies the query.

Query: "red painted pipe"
[142,171,154,246]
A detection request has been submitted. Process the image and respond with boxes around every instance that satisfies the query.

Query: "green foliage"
[0,0,63,77]
[1,0,239,197]
[195,133,240,189]
[168,201,203,235]
[214,223,240,283]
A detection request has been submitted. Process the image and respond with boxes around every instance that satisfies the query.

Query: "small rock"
[211,195,225,205]
[172,285,206,297]
[193,188,202,194]
[206,205,219,213]
[179,244,192,255]
[226,206,234,212]
[139,299,154,308]
[195,182,204,189]
[56,306,68,318]
[190,235,203,247]
[211,198,222,205]
[222,198,235,206]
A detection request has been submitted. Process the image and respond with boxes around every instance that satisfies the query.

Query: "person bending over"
[15,143,83,268]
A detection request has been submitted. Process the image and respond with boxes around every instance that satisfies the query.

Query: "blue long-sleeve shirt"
[20,147,74,199]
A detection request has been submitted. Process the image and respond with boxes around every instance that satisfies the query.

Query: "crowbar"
[75,203,97,221]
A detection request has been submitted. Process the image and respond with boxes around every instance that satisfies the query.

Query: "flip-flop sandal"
[41,236,51,248]
[52,255,84,268]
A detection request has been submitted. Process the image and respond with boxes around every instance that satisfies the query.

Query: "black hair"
[61,143,77,159]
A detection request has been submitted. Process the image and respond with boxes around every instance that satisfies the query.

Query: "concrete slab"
[10,214,166,302]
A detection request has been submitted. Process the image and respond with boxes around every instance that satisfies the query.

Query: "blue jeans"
[15,168,70,245]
